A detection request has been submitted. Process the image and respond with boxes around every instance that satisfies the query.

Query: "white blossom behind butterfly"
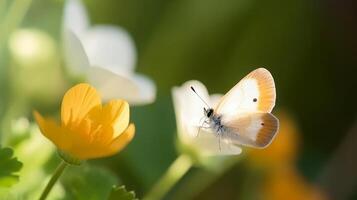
[62,0,156,105]
[192,68,279,149]
[172,80,242,156]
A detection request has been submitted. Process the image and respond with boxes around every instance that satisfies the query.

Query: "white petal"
[62,29,90,76]
[63,0,89,38]
[172,80,210,141]
[191,131,242,156]
[172,80,210,131]
[172,80,241,156]
[82,25,136,74]
[130,74,156,105]
[88,67,155,105]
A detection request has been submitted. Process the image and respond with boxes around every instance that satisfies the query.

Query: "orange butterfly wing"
[215,68,278,148]
[223,113,279,148]
[215,68,276,116]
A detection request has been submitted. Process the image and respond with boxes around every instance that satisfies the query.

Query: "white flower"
[172,80,242,157]
[62,0,156,105]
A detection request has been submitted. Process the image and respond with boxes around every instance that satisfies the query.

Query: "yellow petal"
[33,111,70,150]
[103,100,129,138]
[34,83,135,161]
[72,124,135,160]
[107,123,135,156]
[97,124,135,159]
[87,99,129,141]
[61,83,101,127]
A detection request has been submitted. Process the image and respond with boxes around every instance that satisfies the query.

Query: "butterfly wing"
[214,68,278,148]
[222,113,279,148]
[215,68,276,117]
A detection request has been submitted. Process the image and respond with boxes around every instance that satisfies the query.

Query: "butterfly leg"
[216,128,222,151]
[212,127,221,150]
[218,132,222,151]
[196,116,209,137]
[196,120,210,137]
[197,125,202,138]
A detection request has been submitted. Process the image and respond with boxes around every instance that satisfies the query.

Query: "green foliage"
[0,147,22,188]
[7,126,61,199]
[61,164,118,200]
[108,185,137,200]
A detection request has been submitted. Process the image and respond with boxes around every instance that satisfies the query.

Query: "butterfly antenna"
[190,86,210,108]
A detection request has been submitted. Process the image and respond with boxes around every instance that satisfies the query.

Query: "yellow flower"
[34,83,135,162]
[262,167,327,200]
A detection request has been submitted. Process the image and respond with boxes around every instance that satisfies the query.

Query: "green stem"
[0,0,33,48]
[143,154,193,200]
[39,160,68,200]
[0,0,8,18]
[170,157,239,200]
[0,0,33,144]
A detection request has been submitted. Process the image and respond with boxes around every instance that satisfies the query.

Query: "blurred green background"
[0,0,356,199]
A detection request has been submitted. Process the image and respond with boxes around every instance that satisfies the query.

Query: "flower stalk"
[143,154,192,200]
[0,0,33,48]
[39,160,68,200]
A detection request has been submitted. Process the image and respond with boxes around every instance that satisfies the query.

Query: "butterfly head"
[204,108,214,118]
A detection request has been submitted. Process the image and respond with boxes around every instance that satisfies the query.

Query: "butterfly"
[191,68,279,149]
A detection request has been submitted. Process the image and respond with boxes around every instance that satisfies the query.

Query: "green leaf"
[7,126,63,199]
[61,164,118,200]
[108,185,137,200]
[0,147,23,187]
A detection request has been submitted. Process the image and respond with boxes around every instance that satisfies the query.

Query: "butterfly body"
[198,68,279,149]
[205,109,224,134]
